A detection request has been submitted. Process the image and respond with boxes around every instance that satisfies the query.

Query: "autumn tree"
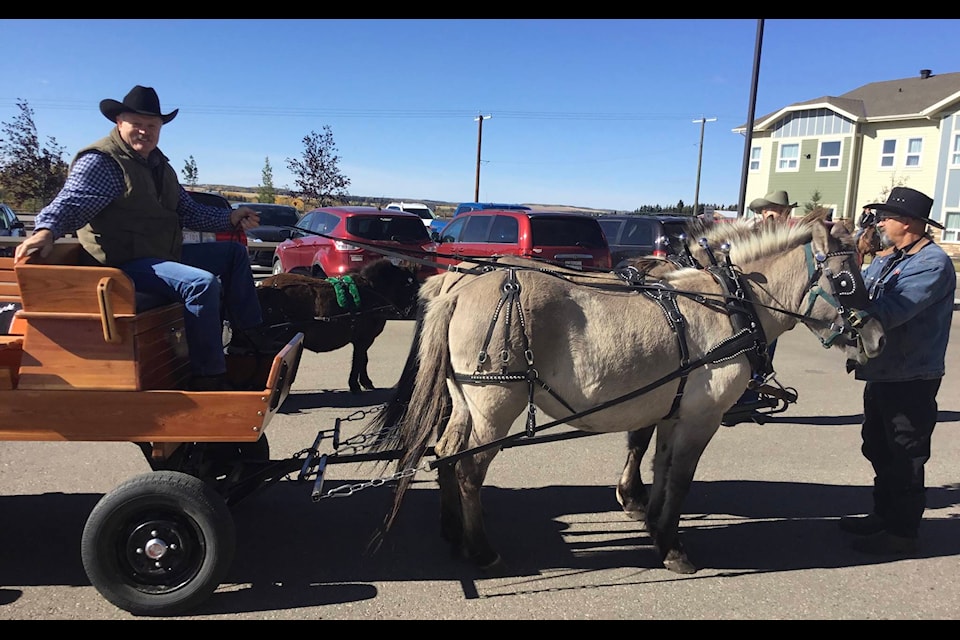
[258,156,276,204]
[286,126,350,208]
[0,99,68,210]
[181,155,198,186]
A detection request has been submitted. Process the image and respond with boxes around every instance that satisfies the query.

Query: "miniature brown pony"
[231,259,420,393]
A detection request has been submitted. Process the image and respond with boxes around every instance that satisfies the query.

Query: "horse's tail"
[366,278,457,552]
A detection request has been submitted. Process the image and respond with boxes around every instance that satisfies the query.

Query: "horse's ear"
[801,207,829,226]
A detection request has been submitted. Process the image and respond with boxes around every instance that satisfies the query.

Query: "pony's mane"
[683,218,815,265]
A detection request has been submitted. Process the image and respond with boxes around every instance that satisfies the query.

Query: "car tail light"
[333,240,358,251]
[652,249,667,258]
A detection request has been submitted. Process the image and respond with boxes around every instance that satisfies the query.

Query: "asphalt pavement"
[1,311,958,620]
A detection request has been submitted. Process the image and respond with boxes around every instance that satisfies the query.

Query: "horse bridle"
[798,241,871,348]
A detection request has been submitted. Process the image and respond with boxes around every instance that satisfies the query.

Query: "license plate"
[182,230,201,244]
[564,260,582,269]
[350,254,364,262]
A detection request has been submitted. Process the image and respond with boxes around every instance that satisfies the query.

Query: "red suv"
[272,206,439,280]
[434,209,611,270]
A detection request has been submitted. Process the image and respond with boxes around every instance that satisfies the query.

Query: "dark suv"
[233,203,301,267]
[597,214,691,268]
[434,209,611,270]
[0,203,26,258]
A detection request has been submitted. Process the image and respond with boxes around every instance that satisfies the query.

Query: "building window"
[952,134,960,166]
[943,210,960,243]
[905,137,923,167]
[817,140,842,170]
[777,143,799,171]
[749,146,761,171]
[880,139,896,168]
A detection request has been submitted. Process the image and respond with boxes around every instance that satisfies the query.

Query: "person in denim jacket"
[840,187,956,555]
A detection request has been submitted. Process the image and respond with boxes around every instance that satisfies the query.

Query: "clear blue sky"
[2,18,958,212]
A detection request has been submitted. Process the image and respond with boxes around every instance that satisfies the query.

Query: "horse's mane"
[669,218,817,270]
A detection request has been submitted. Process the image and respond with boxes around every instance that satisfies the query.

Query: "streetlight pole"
[474,113,491,201]
[692,116,717,217]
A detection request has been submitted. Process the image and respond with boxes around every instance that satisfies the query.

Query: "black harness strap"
[642,281,690,420]
[705,257,773,386]
[432,325,762,470]
[454,269,577,436]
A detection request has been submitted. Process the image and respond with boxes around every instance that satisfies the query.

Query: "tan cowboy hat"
[863,186,943,230]
[99,85,178,124]
[749,190,796,212]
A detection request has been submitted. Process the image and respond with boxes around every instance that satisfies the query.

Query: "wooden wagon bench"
[0,243,303,454]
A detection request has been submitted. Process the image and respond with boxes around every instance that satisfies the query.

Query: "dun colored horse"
[364,211,885,575]
[231,259,419,393]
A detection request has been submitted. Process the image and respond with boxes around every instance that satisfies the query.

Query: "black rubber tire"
[80,471,236,617]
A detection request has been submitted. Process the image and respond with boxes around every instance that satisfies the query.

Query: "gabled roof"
[734,70,960,132]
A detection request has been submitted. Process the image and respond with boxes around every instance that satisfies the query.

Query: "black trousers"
[861,378,941,538]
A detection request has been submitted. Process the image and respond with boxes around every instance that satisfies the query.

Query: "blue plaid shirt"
[34,151,233,239]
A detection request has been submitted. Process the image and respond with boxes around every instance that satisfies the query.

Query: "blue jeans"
[119,242,262,377]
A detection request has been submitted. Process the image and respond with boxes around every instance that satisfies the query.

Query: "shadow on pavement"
[2,478,957,616]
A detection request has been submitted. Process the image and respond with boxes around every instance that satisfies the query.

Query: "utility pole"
[692,116,717,217]
[474,113,491,201]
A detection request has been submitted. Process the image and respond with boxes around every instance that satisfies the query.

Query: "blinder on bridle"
[801,243,871,348]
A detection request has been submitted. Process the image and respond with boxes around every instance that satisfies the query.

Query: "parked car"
[433,209,611,270]
[231,203,301,268]
[597,214,691,268]
[384,202,440,229]
[453,202,531,217]
[0,203,26,257]
[272,206,439,281]
[183,190,247,246]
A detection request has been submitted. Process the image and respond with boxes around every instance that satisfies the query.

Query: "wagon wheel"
[80,470,236,617]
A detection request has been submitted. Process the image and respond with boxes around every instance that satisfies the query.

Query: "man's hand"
[13,229,54,265]
[230,206,260,231]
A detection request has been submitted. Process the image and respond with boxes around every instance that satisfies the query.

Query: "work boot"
[850,531,917,555]
[838,513,887,535]
[231,326,282,355]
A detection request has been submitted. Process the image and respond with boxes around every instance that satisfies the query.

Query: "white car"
[385,202,437,229]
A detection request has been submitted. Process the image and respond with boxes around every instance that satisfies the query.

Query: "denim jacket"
[854,240,956,382]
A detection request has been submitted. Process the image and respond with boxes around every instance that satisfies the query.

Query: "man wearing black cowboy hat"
[15,85,268,391]
[840,186,956,555]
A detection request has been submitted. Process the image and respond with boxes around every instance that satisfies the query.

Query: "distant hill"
[195,184,617,217]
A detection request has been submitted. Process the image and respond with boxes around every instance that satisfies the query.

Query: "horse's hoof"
[620,503,647,523]
[479,554,507,576]
[662,550,698,575]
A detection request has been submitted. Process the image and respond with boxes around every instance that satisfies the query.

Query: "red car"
[272,206,439,281]
[434,209,611,270]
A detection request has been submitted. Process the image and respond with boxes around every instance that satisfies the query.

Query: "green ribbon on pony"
[326,275,362,309]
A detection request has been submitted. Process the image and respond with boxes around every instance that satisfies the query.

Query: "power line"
[0,99,739,122]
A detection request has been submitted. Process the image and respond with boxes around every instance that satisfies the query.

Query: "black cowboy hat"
[748,190,797,212]
[863,186,942,229]
[99,85,178,124]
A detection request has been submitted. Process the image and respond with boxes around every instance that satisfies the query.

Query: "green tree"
[0,99,68,210]
[181,155,198,186]
[257,156,276,204]
[285,126,350,208]
[803,189,822,213]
